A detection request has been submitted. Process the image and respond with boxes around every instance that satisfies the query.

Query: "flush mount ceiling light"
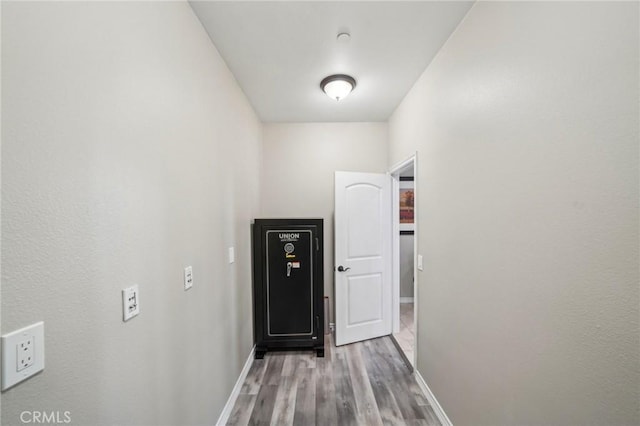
[336,32,351,42]
[320,74,356,101]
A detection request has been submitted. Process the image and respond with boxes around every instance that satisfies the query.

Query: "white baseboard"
[216,345,255,426]
[400,297,415,303]
[414,369,453,426]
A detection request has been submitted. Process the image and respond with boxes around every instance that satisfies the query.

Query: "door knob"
[337,265,351,272]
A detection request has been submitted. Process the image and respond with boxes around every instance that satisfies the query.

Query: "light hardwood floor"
[226,335,441,426]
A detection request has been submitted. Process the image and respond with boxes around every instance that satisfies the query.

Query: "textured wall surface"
[261,123,388,322]
[1,2,261,424]
[389,2,639,425]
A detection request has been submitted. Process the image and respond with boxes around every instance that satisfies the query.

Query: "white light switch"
[184,266,193,290]
[417,255,424,271]
[1,322,45,390]
[228,247,235,264]
[122,285,140,321]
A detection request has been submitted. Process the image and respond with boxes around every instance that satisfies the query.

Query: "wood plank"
[241,359,268,395]
[281,351,303,377]
[269,375,297,426]
[332,343,359,426]
[345,343,384,426]
[368,338,431,423]
[377,338,433,412]
[315,347,338,425]
[297,351,317,370]
[262,355,285,386]
[360,339,405,425]
[292,367,316,426]
[248,384,279,426]
[226,394,257,426]
[403,420,430,426]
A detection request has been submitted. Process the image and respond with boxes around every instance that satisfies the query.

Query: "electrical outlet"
[228,247,235,264]
[1,322,45,391]
[17,337,34,371]
[184,266,193,290]
[417,254,424,271]
[122,285,140,321]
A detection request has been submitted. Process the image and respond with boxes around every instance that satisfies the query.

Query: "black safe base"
[252,219,324,359]
[254,345,325,360]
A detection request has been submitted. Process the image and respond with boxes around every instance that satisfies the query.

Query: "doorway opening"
[390,154,417,369]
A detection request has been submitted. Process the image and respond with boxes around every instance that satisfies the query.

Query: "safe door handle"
[337,265,351,272]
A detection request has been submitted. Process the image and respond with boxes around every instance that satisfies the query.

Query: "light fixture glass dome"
[320,74,356,101]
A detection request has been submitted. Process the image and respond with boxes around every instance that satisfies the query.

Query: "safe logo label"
[279,233,299,242]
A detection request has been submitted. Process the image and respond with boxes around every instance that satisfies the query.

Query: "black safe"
[252,219,324,359]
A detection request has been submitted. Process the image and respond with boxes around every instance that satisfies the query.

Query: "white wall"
[261,123,388,322]
[389,2,639,425]
[400,234,414,298]
[1,2,261,425]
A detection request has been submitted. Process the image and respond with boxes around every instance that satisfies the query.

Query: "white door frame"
[390,153,418,367]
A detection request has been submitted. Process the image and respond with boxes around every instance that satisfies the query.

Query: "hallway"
[1,2,637,425]
[226,335,439,426]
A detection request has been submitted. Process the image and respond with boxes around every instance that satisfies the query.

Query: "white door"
[334,171,392,346]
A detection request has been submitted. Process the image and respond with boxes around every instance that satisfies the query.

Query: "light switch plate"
[1,321,45,391]
[184,266,193,290]
[417,255,424,271]
[122,285,140,321]
[228,247,235,264]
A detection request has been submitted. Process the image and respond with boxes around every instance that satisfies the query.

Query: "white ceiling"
[190,1,474,123]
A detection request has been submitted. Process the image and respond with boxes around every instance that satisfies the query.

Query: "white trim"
[389,155,417,175]
[391,175,401,334]
[400,297,414,303]
[412,153,419,369]
[389,152,418,368]
[414,369,453,426]
[216,346,255,426]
